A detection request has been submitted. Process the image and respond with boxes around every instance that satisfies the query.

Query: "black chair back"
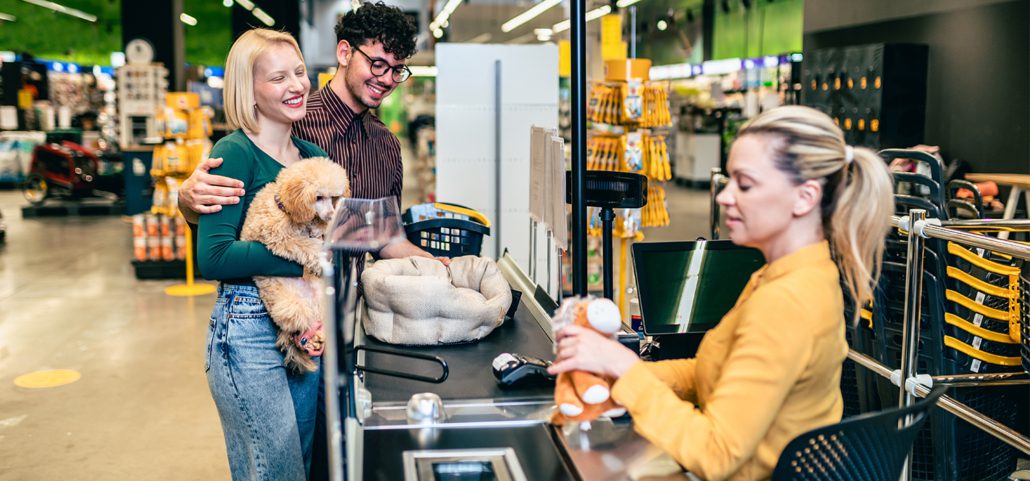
[771,387,947,481]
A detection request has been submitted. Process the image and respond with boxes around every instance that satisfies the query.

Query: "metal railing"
[709,168,727,240]
[882,210,1030,477]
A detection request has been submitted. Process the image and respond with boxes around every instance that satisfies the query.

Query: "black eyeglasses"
[353,46,412,83]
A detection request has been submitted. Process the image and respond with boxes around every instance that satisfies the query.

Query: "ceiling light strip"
[21,0,97,22]
[501,0,561,33]
[234,0,255,11]
[0,12,15,22]
[429,0,462,31]
[552,5,612,33]
[252,7,274,26]
[615,0,643,7]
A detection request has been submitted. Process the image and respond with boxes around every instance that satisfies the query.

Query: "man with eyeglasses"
[179,1,437,261]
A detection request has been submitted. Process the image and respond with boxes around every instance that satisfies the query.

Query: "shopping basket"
[402,202,491,258]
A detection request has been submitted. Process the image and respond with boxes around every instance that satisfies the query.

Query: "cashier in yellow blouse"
[549,105,895,481]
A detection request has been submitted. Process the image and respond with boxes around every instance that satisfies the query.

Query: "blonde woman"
[549,106,894,481]
[196,29,328,480]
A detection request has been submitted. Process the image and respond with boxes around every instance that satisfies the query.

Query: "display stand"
[164,222,214,297]
[131,92,214,282]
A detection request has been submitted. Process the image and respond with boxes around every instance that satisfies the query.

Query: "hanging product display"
[566,58,674,308]
[132,92,213,278]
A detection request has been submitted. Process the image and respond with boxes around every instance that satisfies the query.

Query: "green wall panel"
[713,0,803,60]
[0,0,121,65]
[0,0,232,68]
[183,0,232,67]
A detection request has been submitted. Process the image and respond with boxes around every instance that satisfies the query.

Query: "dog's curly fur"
[241,157,350,372]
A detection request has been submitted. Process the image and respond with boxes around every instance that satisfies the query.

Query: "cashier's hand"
[178,157,246,221]
[548,325,641,379]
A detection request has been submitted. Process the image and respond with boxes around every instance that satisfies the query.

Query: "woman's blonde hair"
[738,106,894,322]
[224,28,304,134]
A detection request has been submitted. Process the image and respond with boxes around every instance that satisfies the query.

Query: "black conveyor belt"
[361,291,556,402]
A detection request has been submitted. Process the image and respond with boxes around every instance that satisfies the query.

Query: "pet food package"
[147,235,162,261]
[161,237,175,261]
[132,214,148,261]
[134,237,148,262]
[145,214,159,238]
[174,217,187,260]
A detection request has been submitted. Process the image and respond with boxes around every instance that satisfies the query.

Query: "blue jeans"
[206,283,321,481]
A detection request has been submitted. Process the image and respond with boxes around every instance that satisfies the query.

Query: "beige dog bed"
[361,256,513,345]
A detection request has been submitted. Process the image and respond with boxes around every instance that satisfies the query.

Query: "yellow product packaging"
[185,139,210,172]
[164,108,189,138]
[165,141,189,175]
[188,107,213,139]
[152,182,169,215]
[588,84,604,123]
[624,80,643,122]
[166,177,182,214]
[151,143,167,176]
[624,132,643,172]
[166,92,200,110]
[601,86,609,124]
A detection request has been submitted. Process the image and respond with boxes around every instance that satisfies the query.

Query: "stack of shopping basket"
[848,149,1028,481]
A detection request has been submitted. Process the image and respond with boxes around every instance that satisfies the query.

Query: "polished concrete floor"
[0,190,228,479]
[0,177,710,479]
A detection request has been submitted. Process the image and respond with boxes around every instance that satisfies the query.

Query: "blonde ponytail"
[831,147,894,319]
[738,106,895,323]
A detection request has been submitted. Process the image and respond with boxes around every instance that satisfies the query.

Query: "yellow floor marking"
[14,369,81,389]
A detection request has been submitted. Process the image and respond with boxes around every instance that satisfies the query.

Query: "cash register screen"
[632,240,764,335]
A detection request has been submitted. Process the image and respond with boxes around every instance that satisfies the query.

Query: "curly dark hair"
[335,2,418,60]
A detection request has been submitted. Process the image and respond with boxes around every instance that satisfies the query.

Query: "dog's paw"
[293,322,325,357]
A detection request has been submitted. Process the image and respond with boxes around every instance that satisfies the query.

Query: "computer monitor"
[632,240,765,335]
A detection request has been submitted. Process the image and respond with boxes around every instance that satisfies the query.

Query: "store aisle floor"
[0,191,228,480]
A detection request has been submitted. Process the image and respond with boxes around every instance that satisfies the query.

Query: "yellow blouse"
[611,241,848,481]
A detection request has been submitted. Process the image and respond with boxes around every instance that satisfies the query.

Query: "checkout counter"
[323,211,687,481]
[350,255,684,481]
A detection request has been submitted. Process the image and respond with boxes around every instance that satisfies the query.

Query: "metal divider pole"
[709,168,724,240]
[899,209,927,481]
[494,60,502,258]
[570,0,587,295]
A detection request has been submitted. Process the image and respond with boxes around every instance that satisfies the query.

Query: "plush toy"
[551,296,627,426]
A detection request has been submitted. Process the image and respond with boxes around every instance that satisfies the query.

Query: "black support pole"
[570,0,588,296]
[600,207,615,300]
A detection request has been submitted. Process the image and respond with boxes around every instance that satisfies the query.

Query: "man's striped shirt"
[293,85,403,202]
